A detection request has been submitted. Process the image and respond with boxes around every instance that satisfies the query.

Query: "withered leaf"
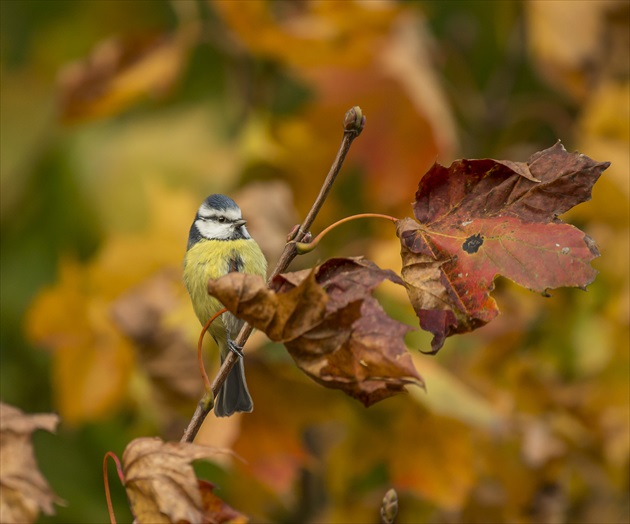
[398,142,610,352]
[207,258,423,406]
[0,403,62,523]
[122,437,234,524]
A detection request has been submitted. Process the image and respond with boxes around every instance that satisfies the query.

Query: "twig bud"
[380,488,398,524]
[287,224,300,242]
[344,106,365,135]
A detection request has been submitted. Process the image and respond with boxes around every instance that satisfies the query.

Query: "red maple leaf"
[397,142,610,353]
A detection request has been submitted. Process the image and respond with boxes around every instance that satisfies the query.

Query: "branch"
[181,106,365,443]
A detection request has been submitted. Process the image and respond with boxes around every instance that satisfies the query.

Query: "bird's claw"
[227,339,244,358]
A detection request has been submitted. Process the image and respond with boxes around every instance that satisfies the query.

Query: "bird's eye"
[217,217,226,223]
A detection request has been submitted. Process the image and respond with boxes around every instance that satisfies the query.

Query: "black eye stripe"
[198,215,232,222]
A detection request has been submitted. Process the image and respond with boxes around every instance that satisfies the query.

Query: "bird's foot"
[227,339,244,358]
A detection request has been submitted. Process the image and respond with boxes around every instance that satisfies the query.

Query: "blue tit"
[183,194,267,417]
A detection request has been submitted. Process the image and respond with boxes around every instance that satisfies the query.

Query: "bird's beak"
[234,219,247,227]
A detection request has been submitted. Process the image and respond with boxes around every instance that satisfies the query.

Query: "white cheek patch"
[195,219,232,240]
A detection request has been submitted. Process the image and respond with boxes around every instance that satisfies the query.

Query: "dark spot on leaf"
[462,233,484,254]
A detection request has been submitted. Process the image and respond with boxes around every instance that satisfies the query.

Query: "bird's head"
[188,194,250,249]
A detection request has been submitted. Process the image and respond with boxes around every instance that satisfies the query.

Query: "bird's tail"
[215,344,253,417]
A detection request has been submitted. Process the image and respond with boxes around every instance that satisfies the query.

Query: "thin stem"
[294,109,364,242]
[268,106,366,282]
[197,308,227,391]
[296,213,398,254]
[181,106,365,443]
[103,451,125,524]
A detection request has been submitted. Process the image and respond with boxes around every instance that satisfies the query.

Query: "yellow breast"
[183,239,267,337]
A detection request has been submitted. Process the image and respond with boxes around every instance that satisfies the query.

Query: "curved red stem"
[198,307,228,391]
[103,451,125,524]
[296,213,398,254]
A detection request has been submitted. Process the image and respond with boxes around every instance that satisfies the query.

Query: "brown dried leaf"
[0,403,61,523]
[122,437,234,524]
[207,258,423,406]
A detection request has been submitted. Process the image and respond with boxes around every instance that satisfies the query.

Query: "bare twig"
[181,106,365,442]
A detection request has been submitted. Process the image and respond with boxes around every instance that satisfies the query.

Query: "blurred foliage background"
[1,1,628,523]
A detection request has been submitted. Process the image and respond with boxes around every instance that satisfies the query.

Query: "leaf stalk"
[103,451,125,524]
[197,307,227,391]
[296,213,398,254]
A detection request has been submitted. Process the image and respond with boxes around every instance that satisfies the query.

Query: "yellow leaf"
[26,257,135,423]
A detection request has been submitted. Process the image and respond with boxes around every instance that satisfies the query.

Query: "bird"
[183,194,267,417]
